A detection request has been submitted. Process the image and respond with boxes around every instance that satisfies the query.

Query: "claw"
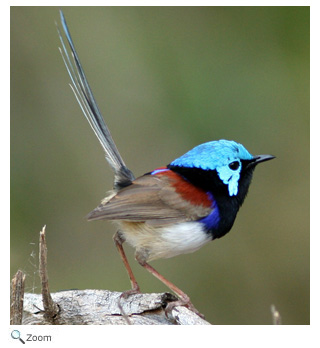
[120,287,141,300]
[165,298,205,319]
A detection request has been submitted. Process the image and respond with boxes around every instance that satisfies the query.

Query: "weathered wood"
[22,289,211,325]
[10,270,26,325]
[271,304,282,325]
[39,226,59,321]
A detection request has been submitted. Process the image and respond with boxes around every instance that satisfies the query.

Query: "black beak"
[253,154,276,164]
[245,154,275,169]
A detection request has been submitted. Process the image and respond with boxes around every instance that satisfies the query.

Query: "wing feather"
[87,173,212,225]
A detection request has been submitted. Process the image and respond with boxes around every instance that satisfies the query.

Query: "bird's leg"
[135,251,204,319]
[113,231,140,297]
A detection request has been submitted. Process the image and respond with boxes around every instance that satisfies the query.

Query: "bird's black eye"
[229,161,240,170]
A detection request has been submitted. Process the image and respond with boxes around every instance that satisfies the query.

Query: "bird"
[57,10,275,317]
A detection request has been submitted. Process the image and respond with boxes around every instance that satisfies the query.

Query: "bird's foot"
[117,286,141,324]
[165,295,205,319]
[119,286,141,300]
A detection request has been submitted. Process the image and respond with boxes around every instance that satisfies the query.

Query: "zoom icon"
[11,330,25,344]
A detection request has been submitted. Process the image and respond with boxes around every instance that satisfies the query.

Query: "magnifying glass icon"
[11,330,25,344]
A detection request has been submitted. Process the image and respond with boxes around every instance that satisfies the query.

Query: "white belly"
[119,221,212,261]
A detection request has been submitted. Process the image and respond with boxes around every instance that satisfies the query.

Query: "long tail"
[57,10,135,189]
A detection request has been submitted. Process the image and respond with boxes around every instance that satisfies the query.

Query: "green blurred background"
[11,6,309,324]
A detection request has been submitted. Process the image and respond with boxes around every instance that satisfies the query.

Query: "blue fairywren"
[58,11,275,317]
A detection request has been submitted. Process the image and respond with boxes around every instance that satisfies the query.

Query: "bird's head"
[169,139,275,197]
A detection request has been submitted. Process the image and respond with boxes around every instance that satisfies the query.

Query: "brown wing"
[87,173,212,226]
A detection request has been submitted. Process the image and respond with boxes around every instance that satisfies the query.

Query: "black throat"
[167,163,255,238]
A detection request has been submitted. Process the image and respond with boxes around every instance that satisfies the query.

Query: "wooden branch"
[39,225,60,320]
[10,270,26,325]
[22,289,210,325]
[11,225,211,325]
[271,304,282,325]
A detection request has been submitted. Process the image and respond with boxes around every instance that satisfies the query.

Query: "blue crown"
[170,139,253,170]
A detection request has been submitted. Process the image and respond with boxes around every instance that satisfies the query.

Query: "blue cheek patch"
[216,165,240,196]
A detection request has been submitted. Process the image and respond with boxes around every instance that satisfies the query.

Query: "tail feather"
[57,10,134,189]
